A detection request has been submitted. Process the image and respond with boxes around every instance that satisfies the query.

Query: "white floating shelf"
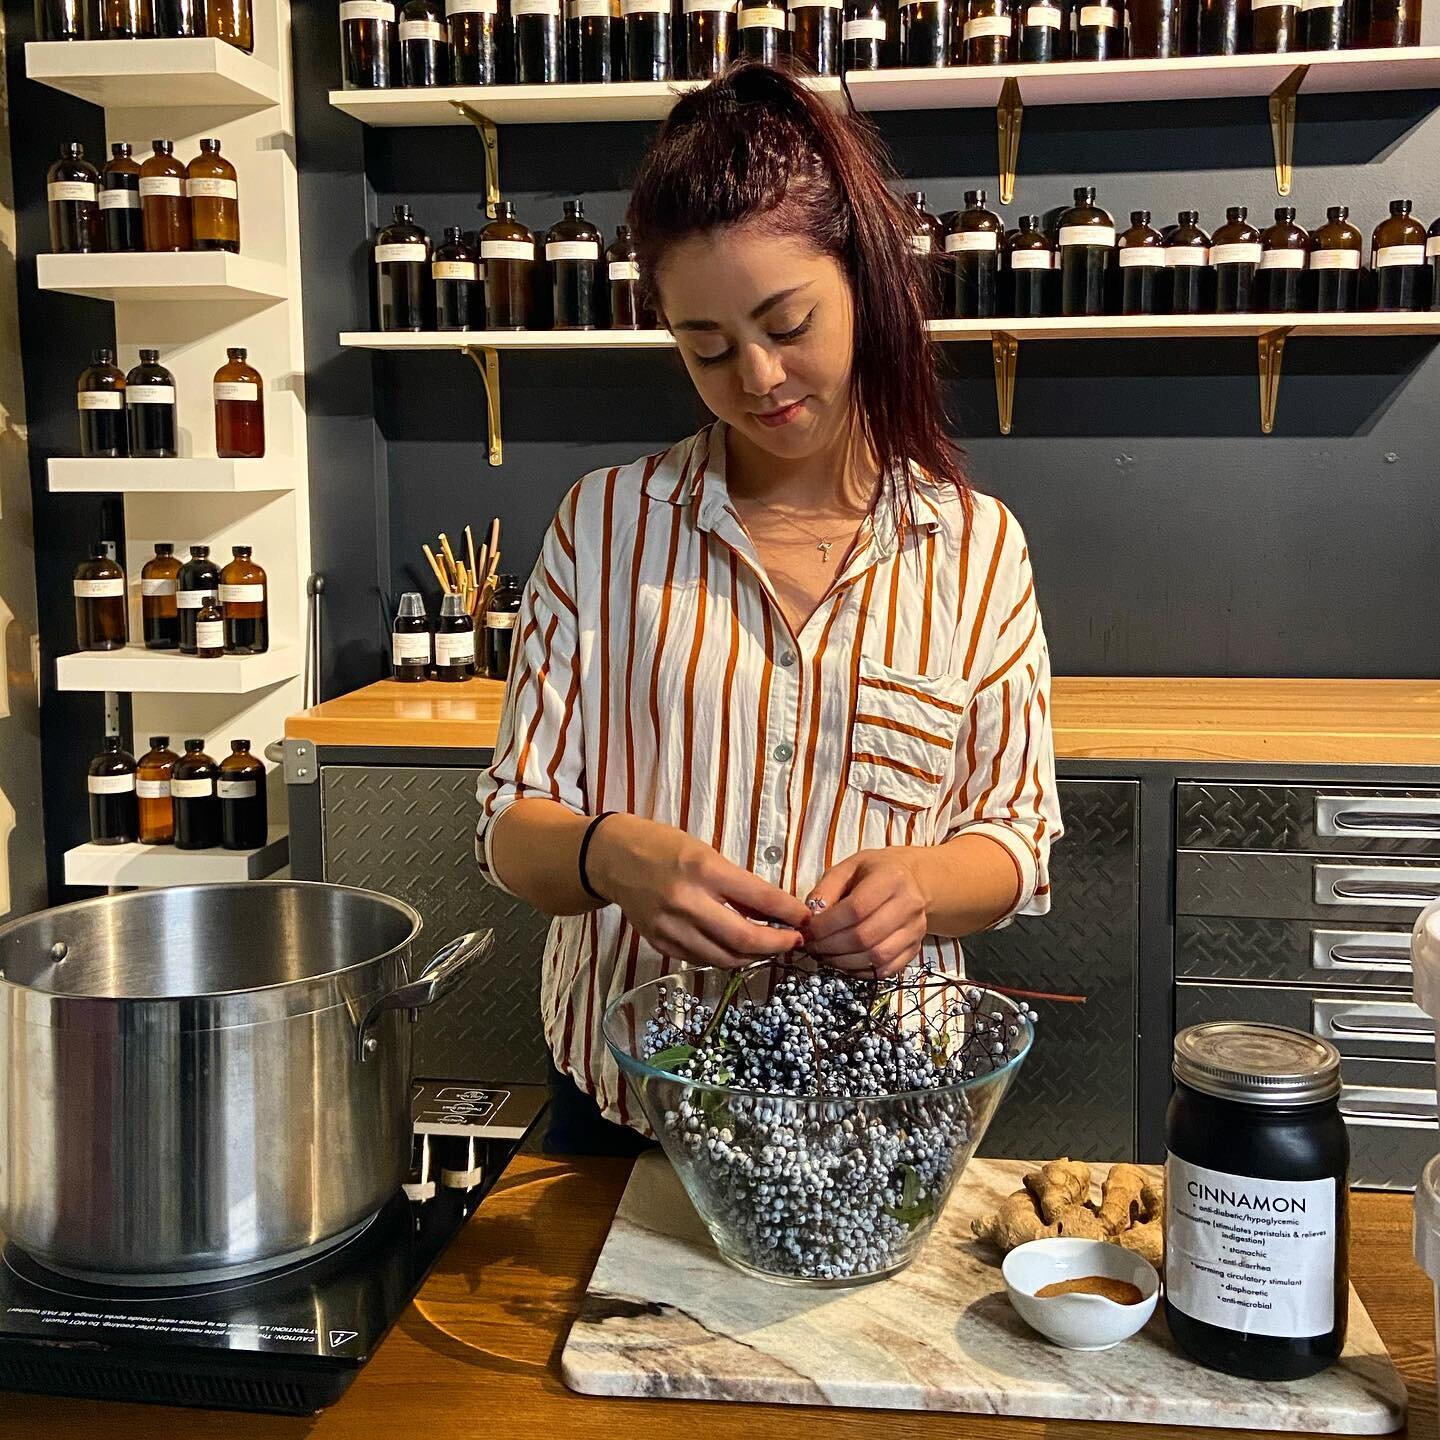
[38,251,287,303]
[845,45,1440,112]
[24,37,281,111]
[64,828,289,887]
[339,327,676,350]
[48,455,297,494]
[57,645,301,693]
[328,74,844,126]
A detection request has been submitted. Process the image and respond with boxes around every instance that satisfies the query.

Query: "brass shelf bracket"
[1267,65,1309,197]
[991,330,1019,436]
[996,77,1023,207]
[451,101,501,217]
[465,346,503,465]
[1257,326,1291,435]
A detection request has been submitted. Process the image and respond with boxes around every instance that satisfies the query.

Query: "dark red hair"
[626,61,969,514]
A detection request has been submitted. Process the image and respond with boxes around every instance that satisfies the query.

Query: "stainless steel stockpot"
[0,881,492,1282]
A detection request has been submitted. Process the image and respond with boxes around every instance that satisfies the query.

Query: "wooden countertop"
[0,1152,1431,1439]
[287,676,1440,766]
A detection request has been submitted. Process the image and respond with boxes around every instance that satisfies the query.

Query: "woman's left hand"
[802,849,929,978]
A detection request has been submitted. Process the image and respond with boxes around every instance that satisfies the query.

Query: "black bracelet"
[578,810,617,903]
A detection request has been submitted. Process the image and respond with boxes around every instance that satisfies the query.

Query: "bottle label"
[1164,245,1209,266]
[511,0,561,13]
[1010,249,1053,270]
[73,578,125,599]
[194,619,224,649]
[49,180,97,203]
[1300,0,1341,8]
[137,778,171,799]
[178,589,213,609]
[964,12,1011,35]
[485,610,518,630]
[88,772,135,795]
[219,583,265,603]
[790,0,843,8]
[1375,243,1425,268]
[1078,3,1115,22]
[99,187,140,211]
[844,15,887,35]
[399,17,445,37]
[481,238,535,260]
[1025,2,1061,23]
[609,258,641,280]
[569,0,611,14]
[1058,223,1115,248]
[433,259,479,280]
[1251,0,1299,8]
[682,0,736,12]
[448,0,497,13]
[341,0,396,18]
[1165,1154,1336,1340]
[214,380,260,402]
[77,390,123,410]
[739,5,786,24]
[171,776,216,798]
[393,632,432,662]
[944,230,999,253]
[217,778,258,800]
[375,242,429,264]
[622,0,669,12]
[187,177,238,200]
[1428,235,1440,258]
[126,384,175,405]
[1259,248,1306,270]
[141,577,177,596]
[546,240,600,261]
[1118,246,1164,269]
[909,233,933,254]
[1310,247,1360,271]
[1211,241,1262,266]
[435,632,477,665]
[139,176,183,198]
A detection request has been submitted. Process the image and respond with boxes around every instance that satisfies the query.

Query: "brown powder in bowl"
[1035,1275,1144,1305]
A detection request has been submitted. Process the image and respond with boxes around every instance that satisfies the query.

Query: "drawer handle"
[1339,1096,1438,1127]
[1331,809,1440,835]
[1327,1011,1434,1041]
[1327,943,1412,971]
[1330,880,1440,904]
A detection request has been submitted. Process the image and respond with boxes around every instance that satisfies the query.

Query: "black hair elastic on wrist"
[578,811,617,903]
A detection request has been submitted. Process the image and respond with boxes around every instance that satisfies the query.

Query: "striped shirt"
[475,421,1062,1126]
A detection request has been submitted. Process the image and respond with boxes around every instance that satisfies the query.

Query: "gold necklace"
[746,495,856,564]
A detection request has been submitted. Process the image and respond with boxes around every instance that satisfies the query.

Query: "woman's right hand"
[586,813,809,967]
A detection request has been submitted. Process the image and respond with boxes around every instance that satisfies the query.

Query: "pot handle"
[356,929,494,1063]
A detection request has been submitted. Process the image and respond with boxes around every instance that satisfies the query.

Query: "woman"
[476,62,1061,1150]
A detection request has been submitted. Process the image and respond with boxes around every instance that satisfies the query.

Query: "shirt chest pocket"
[847,656,967,812]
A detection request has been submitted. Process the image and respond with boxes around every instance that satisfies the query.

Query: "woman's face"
[655,221,856,465]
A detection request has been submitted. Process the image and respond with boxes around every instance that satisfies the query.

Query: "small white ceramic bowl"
[1002,1237,1160,1351]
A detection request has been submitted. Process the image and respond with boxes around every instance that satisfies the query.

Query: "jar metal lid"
[1173,1022,1341,1106]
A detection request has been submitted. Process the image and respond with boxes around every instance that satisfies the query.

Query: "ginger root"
[1096,1163,1147,1235]
[972,1189,1059,1249]
[1023,1158,1091,1223]
[1118,1219,1163,1270]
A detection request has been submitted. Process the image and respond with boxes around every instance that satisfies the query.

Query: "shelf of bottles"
[64,827,290,886]
[36,250,288,302]
[48,455,298,493]
[56,646,301,693]
[25,36,282,110]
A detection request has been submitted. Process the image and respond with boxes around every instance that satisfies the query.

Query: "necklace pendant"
[817,540,834,561]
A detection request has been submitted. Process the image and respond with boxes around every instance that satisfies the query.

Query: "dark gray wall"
[293,65,1440,681]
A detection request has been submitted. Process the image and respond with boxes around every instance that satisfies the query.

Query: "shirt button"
[778,651,796,668]
[772,743,794,762]
[763,844,783,864]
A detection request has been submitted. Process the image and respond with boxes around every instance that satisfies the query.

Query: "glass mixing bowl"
[603,965,1034,1287]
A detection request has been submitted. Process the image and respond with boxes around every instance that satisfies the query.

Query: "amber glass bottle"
[607,225,653,329]
[433,226,483,330]
[1118,209,1165,316]
[905,191,946,318]
[101,0,155,39]
[1128,0,1180,51]
[219,740,268,848]
[400,0,450,80]
[1354,0,1417,43]
[737,0,788,59]
[485,573,523,679]
[392,592,431,680]
[962,0,1014,59]
[1299,0,1345,44]
[219,544,268,654]
[194,594,225,657]
[434,592,478,681]
[1164,211,1212,316]
[172,740,221,850]
[900,0,950,62]
[564,0,612,76]
[1250,0,1297,47]
[342,0,398,86]
[1212,205,1261,314]
[125,350,178,459]
[1005,215,1053,320]
[137,736,179,845]
[213,348,265,458]
[140,140,191,252]
[188,139,239,253]
[1312,205,1362,313]
[375,204,432,331]
[77,348,127,458]
[1198,0,1245,49]
[843,0,891,64]
[36,0,87,40]
[1372,199,1427,312]
[74,544,128,652]
[624,0,672,76]
[178,544,221,654]
[792,0,842,71]
[1058,186,1114,318]
[1016,0,1062,53]
[512,0,563,79]
[1257,207,1309,313]
[140,542,181,649]
[88,736,138,846]
[156,0,202,34]
[101,142,143,253]
[206,0,252,46]
[682,0,735,75]
[547,200,603,331]
[482,202,536,330]
[48,143,102,255]
[945,190,1003,321]
[448,0,500,78]
[1071,0,1121,56]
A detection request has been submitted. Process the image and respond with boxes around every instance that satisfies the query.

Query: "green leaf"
[883,1163,936,1229]
[647,1043,697,1072]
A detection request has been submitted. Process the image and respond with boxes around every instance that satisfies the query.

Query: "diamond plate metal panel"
[964,780,1139,1163]
[1177,784,1440,856]
[320,765,550,1083]
[1175,915,1415,988]
[1176,851,1434,925]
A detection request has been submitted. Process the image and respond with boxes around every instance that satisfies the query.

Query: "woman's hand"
[587,813,809,967]
[803,849,930,978]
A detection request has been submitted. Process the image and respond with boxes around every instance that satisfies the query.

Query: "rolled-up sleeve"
[475,498,586,894]
[942,531,1062,921]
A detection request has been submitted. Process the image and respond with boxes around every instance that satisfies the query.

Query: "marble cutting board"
[561,1152,1407,1433]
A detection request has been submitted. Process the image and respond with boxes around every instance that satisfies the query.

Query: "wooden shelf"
[24,37,281,111]
[64,828,289,887]
[56,645,301,693]
[37,251,287,303]
[48,455,297,494]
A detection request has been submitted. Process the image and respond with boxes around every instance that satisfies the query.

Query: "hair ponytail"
[627,62,969,516]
